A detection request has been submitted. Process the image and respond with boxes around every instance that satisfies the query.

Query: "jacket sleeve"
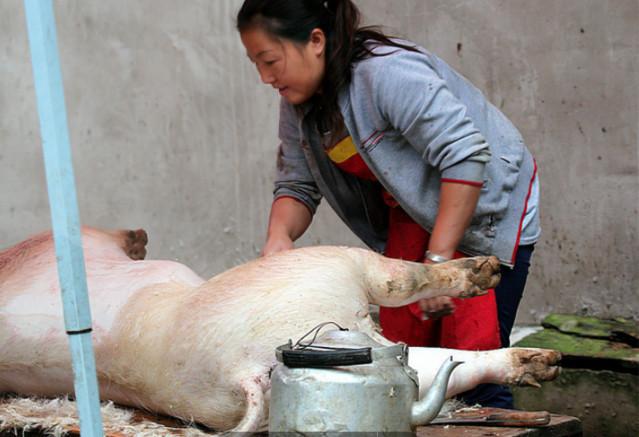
[366,50,491,185]
[273,99,322,214]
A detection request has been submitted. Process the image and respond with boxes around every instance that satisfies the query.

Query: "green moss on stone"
[514,329,639,362]
[542,313,638,342]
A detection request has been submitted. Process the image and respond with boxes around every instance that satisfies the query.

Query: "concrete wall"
[1,0,637,323]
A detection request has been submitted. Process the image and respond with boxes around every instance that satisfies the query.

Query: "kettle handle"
[277,345,372,368]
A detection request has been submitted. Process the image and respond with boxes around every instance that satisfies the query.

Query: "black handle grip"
[281,347,372,368]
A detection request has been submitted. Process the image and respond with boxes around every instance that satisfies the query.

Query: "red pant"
[379,207,501,350]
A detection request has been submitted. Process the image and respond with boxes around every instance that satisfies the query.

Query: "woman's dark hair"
[237,0,419,132]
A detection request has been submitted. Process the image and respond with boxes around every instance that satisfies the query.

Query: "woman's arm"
[262,197,313,256]
[418,182,481,318]
[428,181,482,259]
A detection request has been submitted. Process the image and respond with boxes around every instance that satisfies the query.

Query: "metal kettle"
[268,328,462,433]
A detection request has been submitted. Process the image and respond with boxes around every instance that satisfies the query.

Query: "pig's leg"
[228,375,268,433]
[353,249,501,306]
[408,347,561,400]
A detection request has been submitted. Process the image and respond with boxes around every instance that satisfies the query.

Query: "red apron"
[326,135,501,350]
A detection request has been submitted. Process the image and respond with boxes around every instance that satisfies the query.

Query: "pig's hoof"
[506,348,562,387]
[123,229,148,260]
[447,256,501,297]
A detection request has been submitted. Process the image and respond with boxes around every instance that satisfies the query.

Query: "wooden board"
[418,414,582,437]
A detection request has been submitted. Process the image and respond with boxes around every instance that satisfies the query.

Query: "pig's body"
[0,228,559,432]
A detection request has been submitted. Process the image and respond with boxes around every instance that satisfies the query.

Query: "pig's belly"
[0,258,203,396]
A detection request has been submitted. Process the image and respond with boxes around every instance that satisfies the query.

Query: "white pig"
[0,228,560,432]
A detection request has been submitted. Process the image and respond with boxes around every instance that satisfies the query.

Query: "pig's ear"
[89,227,149,260]
[122,229,149,260]
[227,376,267,432]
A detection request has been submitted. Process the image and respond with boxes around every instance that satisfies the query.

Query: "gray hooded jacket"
[273,44,539,267]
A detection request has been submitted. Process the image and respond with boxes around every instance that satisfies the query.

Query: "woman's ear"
[308,28,326,57]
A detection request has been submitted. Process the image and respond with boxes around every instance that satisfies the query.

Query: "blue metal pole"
[24,1,104,435]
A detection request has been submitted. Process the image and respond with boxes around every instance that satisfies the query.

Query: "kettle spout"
[411,356,463,427]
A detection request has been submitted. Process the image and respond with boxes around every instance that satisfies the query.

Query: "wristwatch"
[425,251,451,264]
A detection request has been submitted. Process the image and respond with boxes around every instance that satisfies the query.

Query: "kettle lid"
[275,323,406,368]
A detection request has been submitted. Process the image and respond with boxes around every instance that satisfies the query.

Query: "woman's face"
[241,26,326,105]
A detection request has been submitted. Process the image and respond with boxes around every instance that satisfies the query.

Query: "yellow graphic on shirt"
[326,136,357,164]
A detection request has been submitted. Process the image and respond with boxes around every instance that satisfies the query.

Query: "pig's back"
[0,229,204,397]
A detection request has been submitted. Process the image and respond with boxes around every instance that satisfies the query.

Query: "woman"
[237,0,540,408]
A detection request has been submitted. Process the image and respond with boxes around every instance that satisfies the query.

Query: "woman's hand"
[418,296,455,320]
[417,255,457,320]
[261,234,294,257]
